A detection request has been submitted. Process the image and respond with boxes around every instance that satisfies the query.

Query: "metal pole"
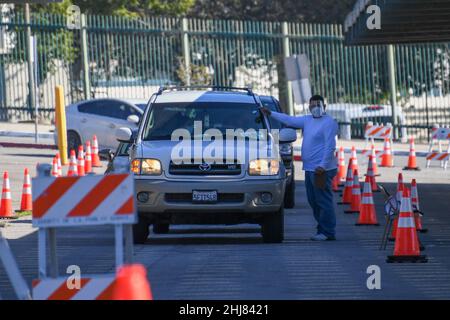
[32,36,39,144]
[387,45,397,140]
[282,22,294,116]
[181,18,191,86]
[25,4,37,140]
[81,14,90,100]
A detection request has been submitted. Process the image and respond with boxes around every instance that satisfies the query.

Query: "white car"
[63,98,148,151]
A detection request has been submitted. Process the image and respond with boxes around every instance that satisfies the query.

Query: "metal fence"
[1,9,449,141]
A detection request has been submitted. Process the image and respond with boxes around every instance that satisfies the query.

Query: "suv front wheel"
[261,207,284,243]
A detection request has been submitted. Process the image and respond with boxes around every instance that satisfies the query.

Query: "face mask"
[310,103,325,118]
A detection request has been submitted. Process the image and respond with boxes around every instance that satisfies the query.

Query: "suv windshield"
[142,102,265,140]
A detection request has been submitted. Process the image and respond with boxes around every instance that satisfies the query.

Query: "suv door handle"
[81,118,87,123]
[109,123,116,129]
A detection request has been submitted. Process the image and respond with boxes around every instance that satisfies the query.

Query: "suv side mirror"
[279,128,297,143]
[116,127,133,142]
[127,114,140,124]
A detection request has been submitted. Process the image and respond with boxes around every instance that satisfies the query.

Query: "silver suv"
[116,86,297,244]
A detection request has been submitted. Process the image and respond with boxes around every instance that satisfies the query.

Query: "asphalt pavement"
[1,146,450,299]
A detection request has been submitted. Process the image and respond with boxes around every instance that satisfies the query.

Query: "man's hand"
[259,107,271,116]
[315,166,325,175]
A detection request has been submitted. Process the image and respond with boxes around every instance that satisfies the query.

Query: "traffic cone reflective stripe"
[92,135,102,167]
[77,145,85,177]
[67,149,78,177]
[345,169,361,213]
[366,155,379,192]
[390,174,405,240]
[404,137,420,170]
[51,157,59,177]
[0,171,14,218]
[356,176,379,225]
[350,146,359,172]
[112,264,153,300]
[338,158,353,205]
[387,188,427,262]
[85,141,92,174]
[19,168,32,212]
[337,147,346,184]
[380,138,394,167]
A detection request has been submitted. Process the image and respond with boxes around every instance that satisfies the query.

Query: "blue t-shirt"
[271,112,338,172]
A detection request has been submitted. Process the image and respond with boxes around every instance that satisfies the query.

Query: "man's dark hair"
[310,95,325,103]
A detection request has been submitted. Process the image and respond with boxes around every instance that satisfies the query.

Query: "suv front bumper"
[134,178,285,214]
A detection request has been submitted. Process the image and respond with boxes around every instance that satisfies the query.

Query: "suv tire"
[261,207,284,243]
[284,178,295,209]
[133,216,150,244]
[67,131,81,156]
[153,223,170,234]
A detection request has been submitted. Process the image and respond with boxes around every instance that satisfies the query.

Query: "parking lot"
[1,146,450,300]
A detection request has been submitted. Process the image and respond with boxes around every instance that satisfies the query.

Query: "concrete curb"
[0,130,54,139]
[0,141,57,149]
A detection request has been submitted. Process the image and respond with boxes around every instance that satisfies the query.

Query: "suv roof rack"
[157,85,254,96]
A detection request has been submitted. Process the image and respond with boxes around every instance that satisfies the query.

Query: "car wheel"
[67,131,81,155]
[153,223,170,234]
[284,178,296,209]
[133,216,150,244]
[261,207,284,243]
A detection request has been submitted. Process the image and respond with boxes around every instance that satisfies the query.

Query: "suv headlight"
[131,159,162,175]
[249,159,280,176]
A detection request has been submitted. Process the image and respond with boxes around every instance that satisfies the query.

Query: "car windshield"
[142,102,266,140]
[135,103,148,112]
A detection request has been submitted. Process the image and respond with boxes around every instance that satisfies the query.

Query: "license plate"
[192,190,218,203]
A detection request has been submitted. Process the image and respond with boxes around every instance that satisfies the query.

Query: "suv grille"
[169,161,241,175]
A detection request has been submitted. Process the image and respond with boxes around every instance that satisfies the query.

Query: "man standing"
[261,95,338,241]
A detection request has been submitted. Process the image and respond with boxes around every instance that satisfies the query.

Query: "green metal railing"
[1,12,449,140]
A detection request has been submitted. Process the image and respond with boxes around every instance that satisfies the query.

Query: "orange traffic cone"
[0,171,14,219]
[350,146,359,173]
[77,145,85,177]
[370,144,380,176]
[67,149,78,177]
[366,155,380,192]
[345,169,361,214]
[113,264,153,300]
[338,158,353,205]
[18,168,32,212]
[51,157,59,177]
[55,152,62,176]
[85,141,93,174]
[387,188,427,263]
[380,138,394,167]
[403,137,420,171]
[356,176,379,225]
[411,179,427,233]
[337,147,346,185]
[92,135,102,167]
[332,175,340,192]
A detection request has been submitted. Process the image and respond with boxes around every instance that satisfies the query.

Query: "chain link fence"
[1,9,449,141]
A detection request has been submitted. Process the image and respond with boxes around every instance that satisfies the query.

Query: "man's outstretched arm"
[269,111,306,129]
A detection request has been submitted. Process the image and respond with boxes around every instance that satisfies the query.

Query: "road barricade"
[427,126,450,170]
[31,173,137,300]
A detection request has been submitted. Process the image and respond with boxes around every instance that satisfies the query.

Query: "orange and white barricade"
[32,275,116,300]
[427,126,450,170]
[364,122,393,145]
[31,173,137,300]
